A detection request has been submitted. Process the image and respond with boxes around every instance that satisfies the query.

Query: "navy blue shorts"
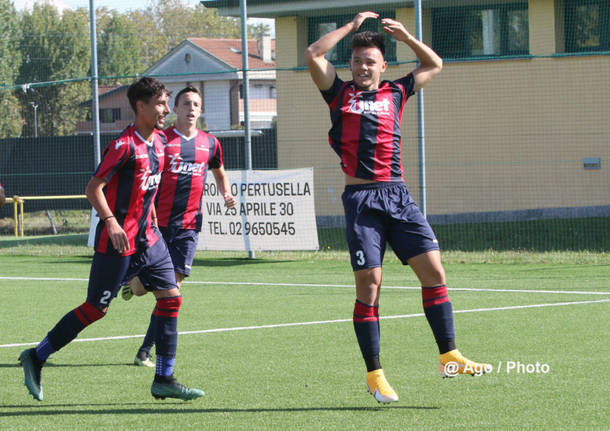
[342,182,440,271]
[88,229,177,308]
[159,226,199,277]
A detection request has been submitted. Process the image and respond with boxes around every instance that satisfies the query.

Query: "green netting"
[1,0,609,250]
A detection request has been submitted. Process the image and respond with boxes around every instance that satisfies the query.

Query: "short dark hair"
[351,31,386,57]
[174,85,202,107]
[127,77,169,113]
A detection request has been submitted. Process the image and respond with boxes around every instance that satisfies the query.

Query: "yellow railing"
[6,195,87,237]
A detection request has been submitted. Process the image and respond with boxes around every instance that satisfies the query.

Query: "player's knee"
[130,277,148,296]
[425,266,446,286]
[355,268,382,290]
[154,295,183,315]
[80,301,106,324]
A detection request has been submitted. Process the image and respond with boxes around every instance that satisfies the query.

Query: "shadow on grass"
[0,234,88,248]
[191,257,294,267]
[0,362,134,369]
[0,405,439,416]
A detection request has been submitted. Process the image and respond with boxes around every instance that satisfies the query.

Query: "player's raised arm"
[381,18,442,92]
[306,11,379,90]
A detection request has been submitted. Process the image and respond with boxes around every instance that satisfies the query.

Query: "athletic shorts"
[342,182,440,271]
[158,226,199,277]
[87,227,177,308]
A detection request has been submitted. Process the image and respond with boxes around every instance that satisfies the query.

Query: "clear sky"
[13,0,275,36]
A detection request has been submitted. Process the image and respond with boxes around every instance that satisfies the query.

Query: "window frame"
[565,0,610,53]
[431,2,530,59]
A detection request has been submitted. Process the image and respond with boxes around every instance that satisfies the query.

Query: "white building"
[144,36,277,131]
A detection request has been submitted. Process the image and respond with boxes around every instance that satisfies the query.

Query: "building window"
[432,3,529,58]
[270,86,276,99]
[307,13,397,64]
[100,108,121,124]
[565,0,610,52]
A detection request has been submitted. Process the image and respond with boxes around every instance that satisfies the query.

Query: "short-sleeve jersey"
[93,124,165,256]
[155,127,223,231]
[320,73,415,182]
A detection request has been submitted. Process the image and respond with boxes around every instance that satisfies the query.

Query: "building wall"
[204,80,232,130]
[76,88,134,135]
[275,2,610,218]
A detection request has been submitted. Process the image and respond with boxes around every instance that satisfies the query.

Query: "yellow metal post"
[12,196,18,237]
[3,195,87,237]
[19,198,24,237]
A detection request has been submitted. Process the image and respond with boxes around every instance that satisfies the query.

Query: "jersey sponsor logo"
[168,153,205,177]
[347,91,391,116]
[135,154,149,159]
[196,146,209,152]
[139,167,162,191]
[115,140,126,150]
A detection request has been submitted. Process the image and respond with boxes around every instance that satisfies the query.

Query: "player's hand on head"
[381,18,413,42]
[351,11,379,32]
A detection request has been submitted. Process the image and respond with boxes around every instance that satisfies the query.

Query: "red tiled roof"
[98,84,123,95]
[187,38,275,69]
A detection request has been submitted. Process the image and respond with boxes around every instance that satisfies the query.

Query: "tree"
[98,10,144,82]
[0,0,23,137]
[128,0,242,67]
[248,22,271,39]
[18,4,91,136]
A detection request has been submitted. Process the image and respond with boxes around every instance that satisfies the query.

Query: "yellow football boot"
[439,349,491,377]
[366,369,399,403]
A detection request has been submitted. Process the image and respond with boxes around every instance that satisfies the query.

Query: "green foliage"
[3,0,272,137]
[0,0,23,136]
[98,10,144,82]
[127,0,242,67]
[18,4,90,136]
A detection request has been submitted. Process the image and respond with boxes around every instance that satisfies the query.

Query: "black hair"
[351,31,386,57]
[174,85,202,107]
[127,77,169,113]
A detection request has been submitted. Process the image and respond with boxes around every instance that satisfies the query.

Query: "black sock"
[364,356,381,372]
[437,339,456,355]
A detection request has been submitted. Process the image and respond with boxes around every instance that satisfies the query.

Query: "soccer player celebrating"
[305,12,489,403]
[121,85,236,368]
[18,77,204,402]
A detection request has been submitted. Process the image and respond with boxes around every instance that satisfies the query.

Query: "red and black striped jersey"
[155,127,223,231]
[320,73,415,182]
[93,124,165,256]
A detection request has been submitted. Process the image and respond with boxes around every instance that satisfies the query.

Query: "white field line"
[1,276,609,296]
[1,298,608,349]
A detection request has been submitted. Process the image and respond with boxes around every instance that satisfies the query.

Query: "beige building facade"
[208,0,610,223]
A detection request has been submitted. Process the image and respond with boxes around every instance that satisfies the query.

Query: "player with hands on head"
[121,85,236,368]
[306,11,490,404]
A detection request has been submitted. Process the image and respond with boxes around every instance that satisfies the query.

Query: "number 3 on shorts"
[355,250,366,266]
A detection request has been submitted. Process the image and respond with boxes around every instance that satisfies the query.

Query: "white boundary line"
[1,276,609,296]
[1,298,608,349]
